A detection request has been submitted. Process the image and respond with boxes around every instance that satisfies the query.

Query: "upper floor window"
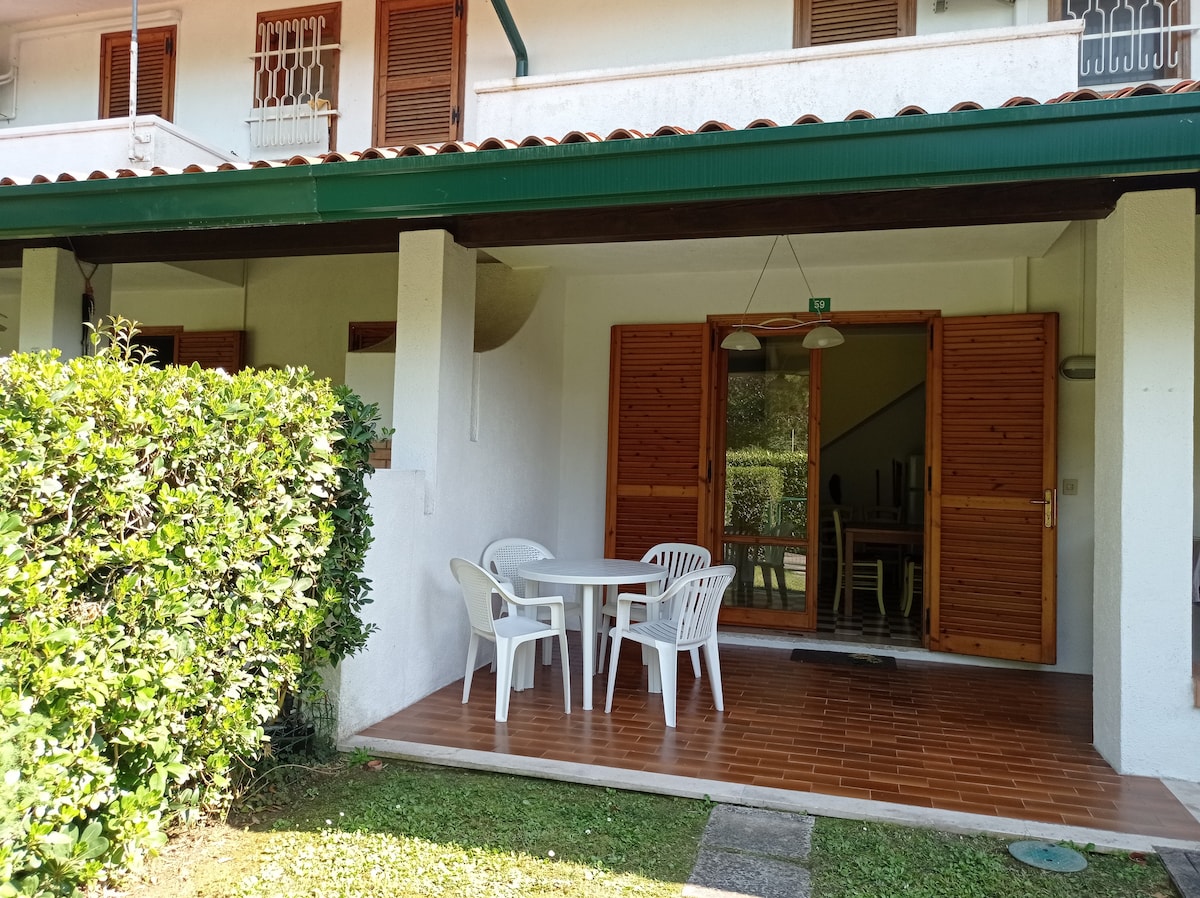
[99,25,177,120]
[794,0,915,48]
[373,0,466,147]
[1060,0,1192,86]
[252,3,341,150]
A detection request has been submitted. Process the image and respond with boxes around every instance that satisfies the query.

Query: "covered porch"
[1,85,1199,786]
[347,636,1200,850]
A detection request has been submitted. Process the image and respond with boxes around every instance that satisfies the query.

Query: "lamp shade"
[720,329,762,351]
[802,325,844,349]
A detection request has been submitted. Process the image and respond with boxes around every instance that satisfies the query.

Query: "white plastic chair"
[596,543,711,677]
[604,564,735,728]
[450,557,571,723]
[481,538,583,668]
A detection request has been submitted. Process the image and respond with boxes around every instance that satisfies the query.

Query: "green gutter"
[0,91,1198,240]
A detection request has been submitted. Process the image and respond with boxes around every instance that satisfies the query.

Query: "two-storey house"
[0,0,1198,824]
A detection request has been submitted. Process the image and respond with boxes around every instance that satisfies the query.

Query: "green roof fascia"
[0,90,1198,241]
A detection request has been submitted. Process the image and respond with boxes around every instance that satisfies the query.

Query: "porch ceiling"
[0,90,1198,268]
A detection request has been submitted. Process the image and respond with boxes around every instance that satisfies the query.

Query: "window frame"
[794,0,916,49]
[1050,0,1191,85]
[253,2,342,149]
[99,24,177,120]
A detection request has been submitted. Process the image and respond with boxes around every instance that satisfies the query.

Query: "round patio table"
[518,558,667,711]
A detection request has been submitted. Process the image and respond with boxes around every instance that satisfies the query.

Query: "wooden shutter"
[795,0,914,47]
[373,0,464,146]
[100,26,177,120]
[178,331,245,373]
[605,324,712,561]
[927,313,1058,664]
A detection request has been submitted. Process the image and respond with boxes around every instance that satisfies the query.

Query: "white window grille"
[1064,0,1193,86]
[250,12,339,149]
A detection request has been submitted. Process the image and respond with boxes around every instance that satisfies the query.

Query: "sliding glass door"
[718,336,818,629]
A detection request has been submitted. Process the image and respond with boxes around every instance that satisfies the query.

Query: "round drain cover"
[1008,840,1088,872]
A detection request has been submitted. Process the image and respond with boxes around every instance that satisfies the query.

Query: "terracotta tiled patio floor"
[358,639,1200,842]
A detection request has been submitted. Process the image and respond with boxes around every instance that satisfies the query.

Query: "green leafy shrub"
[726,450,806,530]
[0,321,381,896]
[725,466,783,533]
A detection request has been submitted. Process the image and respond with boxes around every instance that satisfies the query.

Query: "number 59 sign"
[809,297,831,314]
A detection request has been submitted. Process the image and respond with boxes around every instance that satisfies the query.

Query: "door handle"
[1029,489,1056,528]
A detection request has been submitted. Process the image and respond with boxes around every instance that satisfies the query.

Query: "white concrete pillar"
[18,248,112,360]
[1093,189,1200,778]
[392,230,477,510]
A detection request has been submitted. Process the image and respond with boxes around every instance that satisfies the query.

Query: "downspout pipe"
[490,0,528,77]
[129,0,140,161]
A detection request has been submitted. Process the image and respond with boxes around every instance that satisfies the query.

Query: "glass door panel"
[719,336,815,628]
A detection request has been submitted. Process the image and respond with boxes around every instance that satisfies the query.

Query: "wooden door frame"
[707,310,939,631]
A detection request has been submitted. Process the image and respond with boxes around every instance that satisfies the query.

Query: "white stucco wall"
[552,235,1095,674]
[333,232,567,737]
[2,0,1064,170]
[0,268,19,356]
[473,23,1081,140]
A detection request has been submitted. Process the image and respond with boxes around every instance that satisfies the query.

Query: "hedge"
[726,450,806,532]
[0,322,381,896]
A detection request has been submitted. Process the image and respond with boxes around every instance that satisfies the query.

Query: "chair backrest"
[641,543,711,586]
[450,557,504,638]
[831,508,845,565]
[481,538,554,598]
[667,564,735,649]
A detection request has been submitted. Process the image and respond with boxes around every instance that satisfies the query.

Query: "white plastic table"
[518,557,667,711]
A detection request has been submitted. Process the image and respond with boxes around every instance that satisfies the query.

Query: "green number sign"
[809,297,831,314]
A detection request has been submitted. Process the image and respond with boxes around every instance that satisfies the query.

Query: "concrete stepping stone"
[684,804,814,898]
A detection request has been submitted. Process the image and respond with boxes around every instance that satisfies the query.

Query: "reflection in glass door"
[719,336,816,629]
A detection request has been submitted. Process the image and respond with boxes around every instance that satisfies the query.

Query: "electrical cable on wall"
[74,253,99,355]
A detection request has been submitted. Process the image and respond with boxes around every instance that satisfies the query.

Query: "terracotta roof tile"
[1000,96,1040,107]
[2,82,1198,187]
[559,131,603,144]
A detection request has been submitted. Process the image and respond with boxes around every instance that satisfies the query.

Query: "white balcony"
[0,115,237,183]
[471,23,1086,141]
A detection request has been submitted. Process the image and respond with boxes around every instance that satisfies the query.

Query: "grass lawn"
[108,757,1177,898]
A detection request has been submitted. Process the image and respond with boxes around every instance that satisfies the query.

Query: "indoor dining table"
[843,521,923,615]
[518,557,667,711]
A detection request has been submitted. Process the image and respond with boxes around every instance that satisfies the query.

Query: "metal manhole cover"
[1008,840,1088,872]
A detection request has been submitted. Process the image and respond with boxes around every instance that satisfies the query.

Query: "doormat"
[789,649,897,669]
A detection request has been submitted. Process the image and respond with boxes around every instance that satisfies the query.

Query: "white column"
[334,230,477,739]
[18,248,111,360]
[391,230,477,513]
[1093,189,1200,778]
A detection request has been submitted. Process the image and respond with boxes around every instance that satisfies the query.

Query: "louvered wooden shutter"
[100,26,176,120]
[605,324,712,561]
[927,314,1058,664]
[178,331,245,373]
[373,0,464,146]
[795,0,914,47]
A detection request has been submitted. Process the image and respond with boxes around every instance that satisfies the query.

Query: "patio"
[352,634,1200,848]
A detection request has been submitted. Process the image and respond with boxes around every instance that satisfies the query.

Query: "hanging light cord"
[784,235,817,301]
[735,235,780,325]
[73,251,100,354]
